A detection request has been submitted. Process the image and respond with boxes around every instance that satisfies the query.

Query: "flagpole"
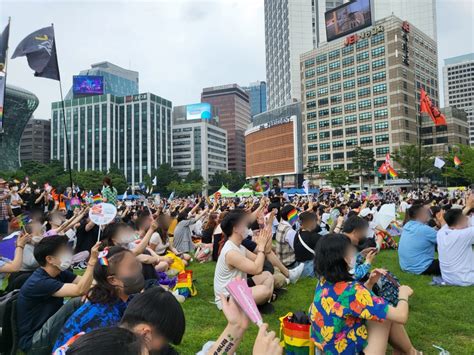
[51,23,73,191]
[0,17,10,134]
[417,112,422,194]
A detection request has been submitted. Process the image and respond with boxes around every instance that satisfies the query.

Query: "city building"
[245,102,303,188]
[172,104,228,184]
[65,61,139,99]
[20,118,51,164]
[443,53,474,145]
[201,84,251,173]
[264,0,437,111]
[422,107,470,154]
[0,84,39,171]
[242,81,267,117]
[300,15,439,181]
[51,92,172,186]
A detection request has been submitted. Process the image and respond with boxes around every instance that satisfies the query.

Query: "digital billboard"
[73,75,104,96]
[325,0,372,42]
[186,103,212,120]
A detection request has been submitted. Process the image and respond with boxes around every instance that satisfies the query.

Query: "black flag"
[0,22,9,72]
[11,25,60,80]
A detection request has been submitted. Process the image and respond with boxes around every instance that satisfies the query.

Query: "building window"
[320,142,330,150]
[319,109,329,117]
[320,154,331,162]
[307,122,318,130]
[375,121,389,131]
[358,87,371,98]
[305,69,315,78]
[307,112,317,120]
[343,67,355,78]
[328,49,340,60]
[317,87,329,96]
[342,56,354,66]
[305,79,316,89]
[373,71,386,82]
[373,83,387,94]
[332,129,343,137]
[374,108,388,119]
[436,136,448,143]
[306,90,316,99]
[346,127,358,135]
[360,136,373,145]
[371,33,384,45]
[329,61,340,71]
[304,58,315,67]
[344,91,356,101]
[331,117,343,126]
[319,120,330,128]
[356,51,369,62]
[357,63,369,74]
[331,106,342,115]
[373,96,388,107]
[317,65,327,75]
[306,101,316,109]
[375,134,389,143]
[308,133,318,141]
[330,95,342,104]
[318,98,329,106]
[316,54,327,63]
[343,79,356,90]
[308,155,318,162]
[329,72,341,82]
[371,46,385,58]
[319,131,330,139]
[330,83,342,93]
[356,38,369,50]
[345,115,357,124]
[342,45,354,55]
[359,99,372,110]
[317,76,328,85]
[308,144,318,152]
[357,75,370,86]
[344,103,357,113]
[359,112,372,121]
[360,124,372,134]
[346,138,358,146]
[372,58,386,70]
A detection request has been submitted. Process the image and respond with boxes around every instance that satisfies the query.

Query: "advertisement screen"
[325,0,372,42]
[186,103,212,120]
[73,75,104,95]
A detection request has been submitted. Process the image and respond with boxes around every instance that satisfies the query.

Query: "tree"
[153,164,180,194]
[303,162,318,180]
[351,147,375,190]
[323,169,350,188]
[167,180,204,197]
[392,144,433,189]
[443,144,474,185]
[185,170,204,183]
[208,171,246,193]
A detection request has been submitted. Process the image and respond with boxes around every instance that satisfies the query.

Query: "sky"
[1,0,473,119]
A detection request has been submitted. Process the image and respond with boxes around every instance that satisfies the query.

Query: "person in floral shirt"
[310,234,420,354]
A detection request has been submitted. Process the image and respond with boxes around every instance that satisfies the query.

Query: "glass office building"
[243,81,267,117]
[0,85,39,171]
[51,93,172,186]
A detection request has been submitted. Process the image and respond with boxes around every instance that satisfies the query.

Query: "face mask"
[12,186,18,192]
[31,236,43,245]
[348,254,357,275]
[35,189,41,194]
[119,271,145,295]
[56,253,73,271]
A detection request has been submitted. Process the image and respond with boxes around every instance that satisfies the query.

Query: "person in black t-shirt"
[294,211,321,278]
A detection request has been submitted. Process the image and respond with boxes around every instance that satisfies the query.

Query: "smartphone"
[384,273,400,287]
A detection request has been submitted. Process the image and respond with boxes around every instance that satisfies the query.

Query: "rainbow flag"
[17,213,31,229]
[261,179,270,192]
[287,209,298,225]
[388,166,398,178]
[92,194,103,204]
[454,156,462,167]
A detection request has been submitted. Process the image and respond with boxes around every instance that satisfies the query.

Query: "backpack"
[373,271,400,306]
[0,289,20,353]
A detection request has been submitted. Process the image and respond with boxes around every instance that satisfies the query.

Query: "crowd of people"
[0,175,472,354]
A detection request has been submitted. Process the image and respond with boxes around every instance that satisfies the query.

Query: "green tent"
[215,185,235,198]
[235,185,263,197]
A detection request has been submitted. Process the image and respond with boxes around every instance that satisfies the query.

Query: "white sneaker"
[288,263,305,284]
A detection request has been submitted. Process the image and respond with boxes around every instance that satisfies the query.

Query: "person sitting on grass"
[437,208,474,286]
[214,209,274,313]
[293,211,321,278]
[54,246,145,349]
[399,204,441,275]
[17,235,99,355]
[310,234,420,354]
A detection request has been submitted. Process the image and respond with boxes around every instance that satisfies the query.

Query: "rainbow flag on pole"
[454,156,462,167]
[92,194,103,204]
[388,166,398,178]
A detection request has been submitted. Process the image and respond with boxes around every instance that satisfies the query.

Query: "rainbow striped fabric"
[92,194,102,204]
[388,166,398,178]
[287,209,298,225]
[454,156,462,167]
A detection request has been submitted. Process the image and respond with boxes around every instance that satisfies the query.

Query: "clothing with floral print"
[309,278,388,354]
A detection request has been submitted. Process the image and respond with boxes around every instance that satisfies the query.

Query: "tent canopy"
[235,185,262,197]
[215,185,235,198]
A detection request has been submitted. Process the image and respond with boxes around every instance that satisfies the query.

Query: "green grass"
[176,250,474,354]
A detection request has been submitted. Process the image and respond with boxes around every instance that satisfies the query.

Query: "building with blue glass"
[51,92,172,186]
[0,84,39,171]
[65,61,139,99]
[243,81,267,117]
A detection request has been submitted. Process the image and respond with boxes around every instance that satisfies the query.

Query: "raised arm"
[131,219,158,256]
[0,233,30,273]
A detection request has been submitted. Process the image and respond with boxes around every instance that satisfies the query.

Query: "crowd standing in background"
[0,175,472,354]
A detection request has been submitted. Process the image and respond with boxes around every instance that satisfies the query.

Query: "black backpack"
[0,289,20,354]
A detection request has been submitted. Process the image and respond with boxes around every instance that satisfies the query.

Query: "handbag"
[173,270,197,298]
[279,312,315,355]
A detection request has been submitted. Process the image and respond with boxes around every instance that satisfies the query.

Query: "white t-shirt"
[150,232,169,255]
[213,240,247,309]
[399,201,410,213]
[10,192,22,210]
[436,225,474,286]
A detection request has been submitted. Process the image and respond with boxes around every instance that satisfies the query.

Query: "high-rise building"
[172,104,228,183]
[300,16,439,181]
[242,81,267,117]
[201,84,251,173]
[443,53,474,145]
[264,0,437,110]
[65,61,139,99]
[51,92,172,186]
[0,85,39,171]
[245,102,303,188]
[20,118,51,164]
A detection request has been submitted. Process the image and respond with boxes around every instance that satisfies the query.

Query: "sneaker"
[288,263,305,284]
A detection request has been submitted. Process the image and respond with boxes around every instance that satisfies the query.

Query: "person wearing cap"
[0,178,12,237]
[359,207,377,239]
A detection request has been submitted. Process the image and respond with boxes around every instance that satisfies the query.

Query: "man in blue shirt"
[398,204,441,275]
[17,234,99,355]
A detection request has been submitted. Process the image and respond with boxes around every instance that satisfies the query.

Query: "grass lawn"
[176,250,474,354]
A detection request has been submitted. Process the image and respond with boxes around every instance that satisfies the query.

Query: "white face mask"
[31,236,43,245]
[12,186,18,192]
[56,253,73,271]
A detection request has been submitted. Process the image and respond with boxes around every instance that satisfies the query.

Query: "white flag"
[123,190,128,200]
[302,179,310,195]
[152,176,157,186]
[434,157,445,169]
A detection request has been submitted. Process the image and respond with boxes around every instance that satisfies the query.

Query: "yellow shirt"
[168,218,178,236]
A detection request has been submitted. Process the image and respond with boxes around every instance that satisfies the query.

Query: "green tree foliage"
[153,164,180,194]
[351,147,375,189]
[208,171,246,193]
[185,170,204,183]
[392,144,433,188]
[323,169,350,188]
[443,144,474,185]
[303,162,318,180]
[167,180,204,197]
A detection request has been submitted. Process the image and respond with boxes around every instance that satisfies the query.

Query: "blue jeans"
[0,219,8,236]
[301,260,315,278]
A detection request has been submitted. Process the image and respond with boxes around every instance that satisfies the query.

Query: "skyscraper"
[201,84,251,173]
[65,61,139,99]
[264,0,437,110]
[443,53,474,145]
[242,81,267,117]
[20,118,51,164]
